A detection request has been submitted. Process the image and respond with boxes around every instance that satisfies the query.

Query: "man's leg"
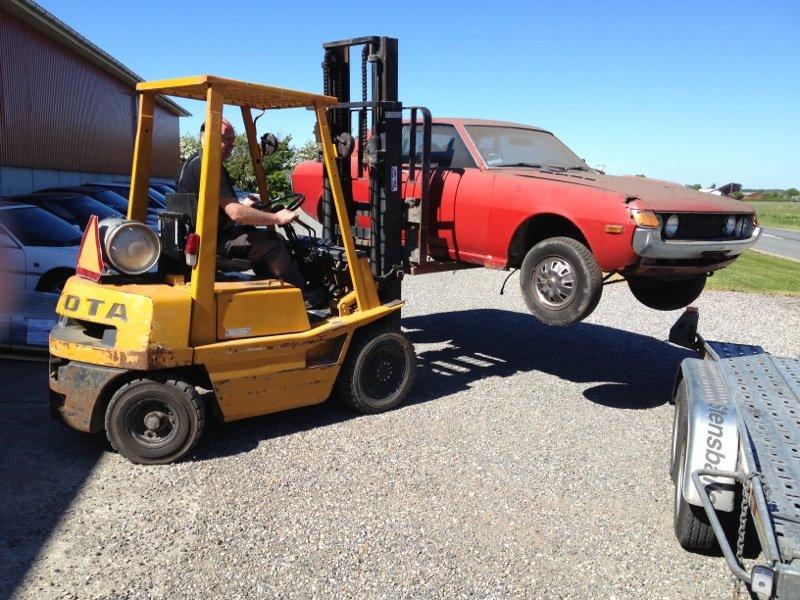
[222,229,305,289]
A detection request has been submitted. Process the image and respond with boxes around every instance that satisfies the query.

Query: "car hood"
[504,170,754,213]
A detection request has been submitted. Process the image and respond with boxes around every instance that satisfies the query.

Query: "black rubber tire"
[628,275,707,311]
[105,377,204,465]
[36,269,72,293]
[519,237,603,326]
[334,323,416,414]
[672,380,717,551]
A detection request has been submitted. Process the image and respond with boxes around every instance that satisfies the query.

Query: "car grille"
[659,213,737,240]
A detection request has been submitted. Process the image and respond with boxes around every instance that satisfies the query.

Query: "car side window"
[402,124,477,170]
[0,225,21,248]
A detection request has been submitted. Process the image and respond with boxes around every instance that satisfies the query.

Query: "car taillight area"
[657,213,755,241]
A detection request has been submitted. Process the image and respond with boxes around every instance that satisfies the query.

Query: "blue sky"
[38,0,799,188]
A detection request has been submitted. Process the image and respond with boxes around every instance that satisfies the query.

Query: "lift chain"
[733,472,760,600]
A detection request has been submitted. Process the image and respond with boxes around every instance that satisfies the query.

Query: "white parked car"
[0,201,81,293]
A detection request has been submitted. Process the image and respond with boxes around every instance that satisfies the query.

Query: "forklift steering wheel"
[270,192,305,212]
[250,193,306,213]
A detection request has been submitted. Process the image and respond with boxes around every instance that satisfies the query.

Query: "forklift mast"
[321,36,432,305]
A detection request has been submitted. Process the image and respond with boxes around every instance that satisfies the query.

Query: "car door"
[402,123,489,262]
[0,224,27,291]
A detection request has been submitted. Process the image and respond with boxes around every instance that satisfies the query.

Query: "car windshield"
[83,188,129,213]
[37,196,121,227]
[0,207,82,246]
[464,125,589,171]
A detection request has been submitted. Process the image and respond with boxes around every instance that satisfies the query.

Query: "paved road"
[755,227,800,261]
[2,276,799,599]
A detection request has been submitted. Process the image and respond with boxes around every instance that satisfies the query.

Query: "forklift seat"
[159,193,254,275]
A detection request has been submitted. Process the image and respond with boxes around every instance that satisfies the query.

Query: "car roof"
[0,200,35,210]
[431,117,552,135]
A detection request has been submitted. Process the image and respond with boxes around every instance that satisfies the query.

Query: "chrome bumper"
[632,226,762,259]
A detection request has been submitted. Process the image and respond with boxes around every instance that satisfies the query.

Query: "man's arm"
[220,196,296,226]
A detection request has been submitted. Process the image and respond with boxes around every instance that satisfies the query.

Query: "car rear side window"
[402,124,477,169]
[0,207,82,246]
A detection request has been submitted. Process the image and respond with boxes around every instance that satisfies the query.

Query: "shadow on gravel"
[195,308,692,462]
[0,358,105,600]
[403,308,693,410]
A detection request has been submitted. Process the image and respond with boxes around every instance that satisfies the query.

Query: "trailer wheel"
[105,377,204,465]
[335,323,416,414]
[672,380,717,550]
[628,276,707,311]
[520,237,602,326]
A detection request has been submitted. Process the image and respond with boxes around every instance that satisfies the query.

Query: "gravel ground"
[2,270,799,600]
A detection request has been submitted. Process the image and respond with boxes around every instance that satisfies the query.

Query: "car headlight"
[735,217,746,238]
[99,218,161,275]
[742,215,755,238]
[664,214,679,238]
[724,215,736,236]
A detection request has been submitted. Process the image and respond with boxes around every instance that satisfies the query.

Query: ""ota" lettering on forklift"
[63,295,128,322]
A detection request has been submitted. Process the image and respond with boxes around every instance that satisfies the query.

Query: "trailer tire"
[672,380,717,550]
[520,237,602,326]
[334,323,415,414]
[105,377,204,465]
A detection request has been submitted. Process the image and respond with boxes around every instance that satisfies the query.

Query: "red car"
[291,118,761,325]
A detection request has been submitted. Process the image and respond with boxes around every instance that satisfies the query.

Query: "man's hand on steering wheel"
[273,208,298,227]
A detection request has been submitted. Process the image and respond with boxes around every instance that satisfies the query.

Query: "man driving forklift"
[176,117,305,289]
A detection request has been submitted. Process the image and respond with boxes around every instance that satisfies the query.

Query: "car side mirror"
[260,133,279,157]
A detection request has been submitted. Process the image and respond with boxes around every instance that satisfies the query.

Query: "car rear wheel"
[628,275,707,311]
[520,237,603,326]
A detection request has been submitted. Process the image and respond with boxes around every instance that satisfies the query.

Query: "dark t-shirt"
[175,151,237,234]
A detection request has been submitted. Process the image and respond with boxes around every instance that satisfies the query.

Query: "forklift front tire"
[105,377,205,465]
[335,324,416,414]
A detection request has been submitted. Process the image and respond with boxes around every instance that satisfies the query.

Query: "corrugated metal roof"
[0,0,190,117]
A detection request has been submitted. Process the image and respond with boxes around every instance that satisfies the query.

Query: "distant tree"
[785,188,800,197]
[179,134,201,160]
[636,174,646,178]
[225,133,295,196]
[732,191,744,200]
[686,184,702,190]
[294,140,321,165]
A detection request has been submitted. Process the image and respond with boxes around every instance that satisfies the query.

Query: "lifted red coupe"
[292,118,761,325]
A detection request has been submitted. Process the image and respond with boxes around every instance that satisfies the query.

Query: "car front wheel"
[627,275,707,311]
[520,237,603,326]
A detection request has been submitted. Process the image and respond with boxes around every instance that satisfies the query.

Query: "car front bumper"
[632,226,762,260]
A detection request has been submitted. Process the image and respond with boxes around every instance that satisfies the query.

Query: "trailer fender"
[674,358,739,512]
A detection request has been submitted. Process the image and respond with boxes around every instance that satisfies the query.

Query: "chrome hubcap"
[533,257,576,308]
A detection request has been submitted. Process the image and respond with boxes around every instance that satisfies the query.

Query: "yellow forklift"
[48,75,415,464]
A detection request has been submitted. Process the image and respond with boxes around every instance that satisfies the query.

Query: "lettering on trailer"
[63,295,128,322]
[700,373,731,503]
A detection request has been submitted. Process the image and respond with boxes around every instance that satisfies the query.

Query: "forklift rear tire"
[335,323,416,414]
[672,380,717,551]
[105,377,204,465]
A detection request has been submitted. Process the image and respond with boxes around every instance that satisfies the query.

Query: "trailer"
[669,308,800,599]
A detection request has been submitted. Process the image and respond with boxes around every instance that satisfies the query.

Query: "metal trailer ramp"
[696,341,800,598]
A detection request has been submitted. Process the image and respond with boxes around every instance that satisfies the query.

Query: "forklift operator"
[176,118,305,289]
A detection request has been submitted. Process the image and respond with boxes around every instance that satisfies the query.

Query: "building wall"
[0,8,179,186]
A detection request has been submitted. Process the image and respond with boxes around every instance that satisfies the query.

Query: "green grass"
[748,201,800,231]
[707,250,800,295]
